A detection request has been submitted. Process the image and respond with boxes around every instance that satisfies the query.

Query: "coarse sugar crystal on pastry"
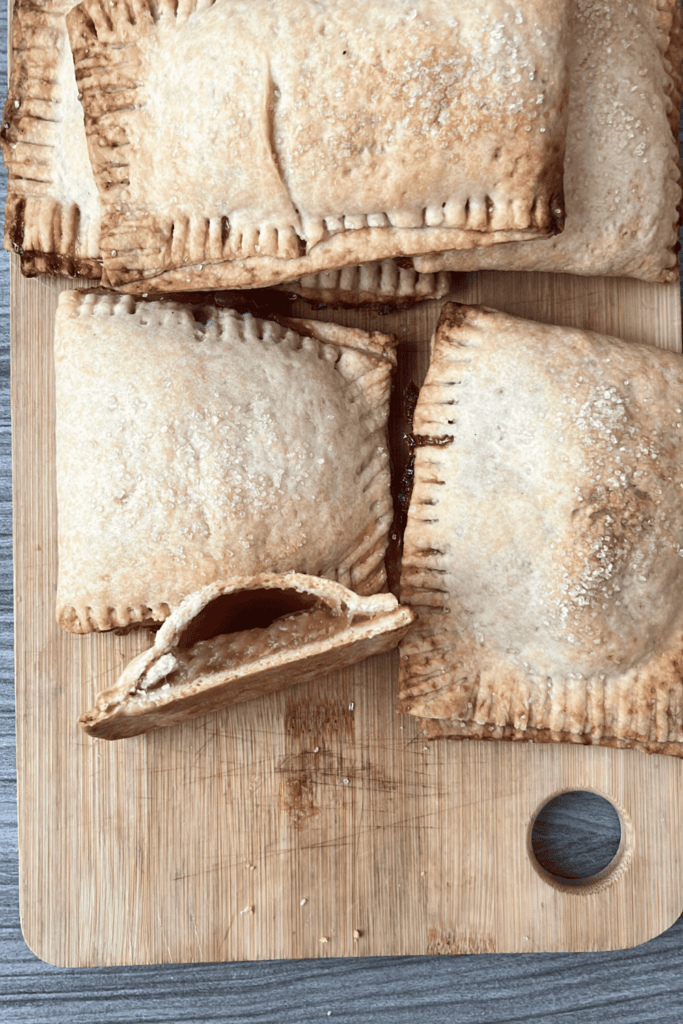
[413,0,683,283]
[55,291,396,634]
[65,0,570,293]
[399,302,683,758]
[1,0,102,278]
[78,573,415,740]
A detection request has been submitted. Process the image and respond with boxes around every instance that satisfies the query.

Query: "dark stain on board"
[285,698,355,742]
[280,772,320,829]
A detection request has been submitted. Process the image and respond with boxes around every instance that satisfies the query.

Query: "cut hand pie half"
[414,0,683,283]
[55,292,396,633]
[78,573,414,740]
[400,303,683,757]
[66,0,569,292]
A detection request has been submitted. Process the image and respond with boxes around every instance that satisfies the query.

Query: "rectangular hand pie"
[4,1,678,294]
[400,303,683,757]
[65,0,570,292]
[414,0,683,283]
[55,292,396,633]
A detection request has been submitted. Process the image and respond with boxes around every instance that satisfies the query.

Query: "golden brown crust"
[55,292,397,633]
[78,574,415,740]
[1,0,102,277]
[67,0,570,292]
[413,0,683,283]
[399,303,683,758]
[421,719,683,759]
[277,262,454,310]
[661,0,683,138]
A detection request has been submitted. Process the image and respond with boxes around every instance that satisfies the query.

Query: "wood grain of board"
[12,257,683,966]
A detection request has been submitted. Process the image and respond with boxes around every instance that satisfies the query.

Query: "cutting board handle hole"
[528,790,627,893]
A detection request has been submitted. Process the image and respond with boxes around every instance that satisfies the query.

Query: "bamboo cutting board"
[12,257,683,965]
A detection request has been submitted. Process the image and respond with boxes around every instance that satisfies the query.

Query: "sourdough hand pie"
[400,303,683,757]
[55,292,396,633]
[65,0,569,292]
[78,573,414,740]
[5,0,678,295]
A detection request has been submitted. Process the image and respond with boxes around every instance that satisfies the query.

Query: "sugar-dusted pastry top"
[55,292,397,633]
[414,0,683,283]
[66,0,569,292]
[78,574,415,739]
[3,1,678,294]
[400,303,683,757]
[0,0,101,277]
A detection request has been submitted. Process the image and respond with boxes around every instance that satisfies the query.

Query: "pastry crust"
[55,292,396,633]
[278,261,454,310]
[66,0,569,292]
[399,303,683,757]
[1,0,102,278]
[413,0,683,283]
[3,0,679,289]
[78,573,415,739]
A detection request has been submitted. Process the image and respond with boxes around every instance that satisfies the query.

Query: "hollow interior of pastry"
[177,588,320,646]
[136,587,365,696]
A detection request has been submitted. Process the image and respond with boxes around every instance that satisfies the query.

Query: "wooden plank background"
[11,259,683,967]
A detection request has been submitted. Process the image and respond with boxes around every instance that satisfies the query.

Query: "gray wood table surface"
[2,22,683,1024]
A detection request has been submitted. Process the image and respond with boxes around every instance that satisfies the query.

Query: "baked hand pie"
[1,0,102,278]
[78,573,414,740]
[4,1,678,294]
[55,292,396,633]
[399,303,683,757]
[66,0,569,293]
[414,0,682,283]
